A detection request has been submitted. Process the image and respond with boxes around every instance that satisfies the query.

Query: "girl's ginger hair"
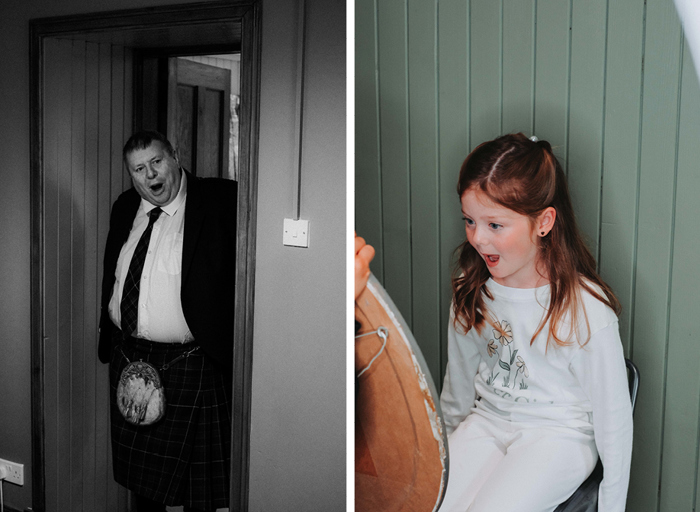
[452,133,620,347]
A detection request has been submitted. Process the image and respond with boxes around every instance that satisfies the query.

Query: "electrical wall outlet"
[0,458,24,486]
[283,218,309,247]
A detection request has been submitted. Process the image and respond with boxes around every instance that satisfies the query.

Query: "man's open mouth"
[150,183,164,193]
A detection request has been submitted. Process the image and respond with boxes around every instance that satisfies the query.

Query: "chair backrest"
[554,358,640,512]
[625,358,640,414]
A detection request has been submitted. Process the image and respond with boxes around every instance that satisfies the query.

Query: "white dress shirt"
[109,172,193,343]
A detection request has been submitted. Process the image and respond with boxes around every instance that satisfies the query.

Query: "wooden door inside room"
[30,2,261,511]
[136,53,241,181]
[169,58,231,179]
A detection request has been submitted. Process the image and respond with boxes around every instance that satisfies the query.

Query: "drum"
[355,274,449,512]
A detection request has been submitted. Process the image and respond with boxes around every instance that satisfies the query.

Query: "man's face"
[125,140,182,207]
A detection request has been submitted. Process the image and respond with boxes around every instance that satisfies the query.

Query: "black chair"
[554,358,639,512]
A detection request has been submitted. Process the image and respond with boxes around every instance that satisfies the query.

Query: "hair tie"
[529,135,538,142]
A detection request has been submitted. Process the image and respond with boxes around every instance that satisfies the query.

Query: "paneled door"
[167,58,231,178]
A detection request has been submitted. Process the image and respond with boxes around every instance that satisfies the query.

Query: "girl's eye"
[489,223,502,230]
[462,217,474,226]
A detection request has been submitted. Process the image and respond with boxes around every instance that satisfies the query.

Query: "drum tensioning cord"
[355,326,388,377]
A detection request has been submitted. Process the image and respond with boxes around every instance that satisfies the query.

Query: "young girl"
[439,133,633,512]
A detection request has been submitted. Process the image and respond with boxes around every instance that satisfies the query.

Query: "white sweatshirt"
[440,278,633,512]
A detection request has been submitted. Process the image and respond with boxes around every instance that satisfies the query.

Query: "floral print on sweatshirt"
[485,319,530,390]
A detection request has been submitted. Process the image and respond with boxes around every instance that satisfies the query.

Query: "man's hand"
[355,233,375,300]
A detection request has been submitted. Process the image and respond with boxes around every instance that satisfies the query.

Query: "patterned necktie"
[120,207,163,337]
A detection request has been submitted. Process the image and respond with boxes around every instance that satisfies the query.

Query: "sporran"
[117,345,199,426]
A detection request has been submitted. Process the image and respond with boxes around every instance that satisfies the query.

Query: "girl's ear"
[537,207,557,237]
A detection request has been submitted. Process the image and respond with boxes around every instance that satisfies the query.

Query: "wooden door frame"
[29,2,261,511]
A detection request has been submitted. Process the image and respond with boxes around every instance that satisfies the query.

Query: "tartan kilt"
[109,334,231,509]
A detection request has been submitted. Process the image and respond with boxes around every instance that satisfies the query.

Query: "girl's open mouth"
[484,254,499,267]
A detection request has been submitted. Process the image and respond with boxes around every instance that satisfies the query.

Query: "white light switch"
[283,218,310,247]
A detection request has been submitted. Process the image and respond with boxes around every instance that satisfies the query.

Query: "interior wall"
[355,0,700,510]
[0,0,346,510]
[249,0,346,509]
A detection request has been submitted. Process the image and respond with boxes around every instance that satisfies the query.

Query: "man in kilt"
[98,131,237,512]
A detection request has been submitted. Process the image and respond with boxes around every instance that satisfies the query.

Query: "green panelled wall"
[355,0,700,510]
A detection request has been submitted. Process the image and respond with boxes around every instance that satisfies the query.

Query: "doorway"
[169,55,238,180]
[136,52,242,180]
[29,2,260,511]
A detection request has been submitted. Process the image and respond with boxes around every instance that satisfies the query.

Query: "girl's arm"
[439,307,482,436]
[570,321,633,512]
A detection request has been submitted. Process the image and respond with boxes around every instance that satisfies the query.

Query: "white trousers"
[439,413,598,512]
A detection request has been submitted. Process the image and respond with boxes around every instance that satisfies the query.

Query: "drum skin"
[355,274,449,512]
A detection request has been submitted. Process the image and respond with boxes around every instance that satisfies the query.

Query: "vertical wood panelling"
[533,0,571,164]
[377,0,412,325]
[634,0,682,510]
[56,36,74,512]
[42,36,65,512]
[70,39,87,510]
[599,0,645,356]
[112,46,127,197]
[436,0,470,378]
[502,0,535,134]
[469,0,501,143]
[355,0,384,282]
[83,41,100,512]
[356,0,700,509]
[114,43,133,512]
[598,2,648,504]
[567,0,607,257]
[97,40,117,512]
[407,0,440,383]
[43,37,131,512]
[661,40,700,512]
[123,50,134,169]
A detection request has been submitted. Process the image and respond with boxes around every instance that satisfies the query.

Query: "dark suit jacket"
[98,171,237,373]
